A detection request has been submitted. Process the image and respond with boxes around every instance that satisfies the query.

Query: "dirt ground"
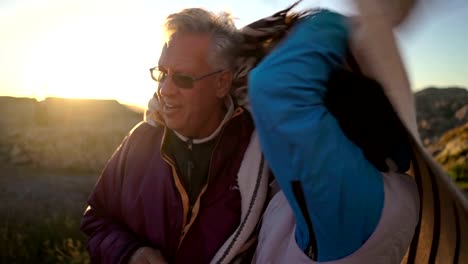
[1,162,467,237]
[1,164,467,220]
[0,164,98,222]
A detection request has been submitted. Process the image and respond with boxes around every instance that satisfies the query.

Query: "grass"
[0,174,463,264]
[0,213,89,264]
[0,154,465,263]
[0,163,98,263]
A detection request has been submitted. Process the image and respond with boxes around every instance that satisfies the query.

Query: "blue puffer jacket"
[248,10,384,261]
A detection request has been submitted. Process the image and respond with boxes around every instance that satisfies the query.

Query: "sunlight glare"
[21,12,163,108]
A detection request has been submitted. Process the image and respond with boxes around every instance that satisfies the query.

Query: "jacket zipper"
[161,107,244,248]
[186,138,194,223]
[291,180,318,261]
[160,129,190,231]
[178,123,226,245]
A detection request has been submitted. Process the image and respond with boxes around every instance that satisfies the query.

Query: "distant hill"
[414,87,468,186]
[0,97,143,172]
[123,103,145,115]
[0,96,143,128]
[0,88,466,173]
[0,96,38,127]
[415,87,468,145]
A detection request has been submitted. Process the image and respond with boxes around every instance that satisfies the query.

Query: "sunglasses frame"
[149,67,224,89]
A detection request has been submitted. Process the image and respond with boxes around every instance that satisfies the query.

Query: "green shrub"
[449,164,468,183]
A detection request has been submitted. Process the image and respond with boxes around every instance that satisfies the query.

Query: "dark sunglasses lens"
[173,74,194,89]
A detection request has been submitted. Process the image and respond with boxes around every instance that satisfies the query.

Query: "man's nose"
[158,77,178,98]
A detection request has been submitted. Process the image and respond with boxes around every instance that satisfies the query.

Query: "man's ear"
[216,70,233,98]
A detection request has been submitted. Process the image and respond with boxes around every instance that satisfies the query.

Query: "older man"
[80,8,269,264]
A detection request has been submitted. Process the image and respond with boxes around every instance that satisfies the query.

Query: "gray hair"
[164,8,242,70]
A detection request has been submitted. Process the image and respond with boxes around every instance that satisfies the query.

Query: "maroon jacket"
[80,108,254,263]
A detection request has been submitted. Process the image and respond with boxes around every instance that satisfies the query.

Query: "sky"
[0,0,467,108]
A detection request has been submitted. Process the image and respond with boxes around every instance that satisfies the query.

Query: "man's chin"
[164,119,177,130]
[164,119,184,133]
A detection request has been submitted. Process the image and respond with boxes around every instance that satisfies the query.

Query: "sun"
[22,15,163,109]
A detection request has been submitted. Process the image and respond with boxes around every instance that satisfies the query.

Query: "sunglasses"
[149,67,224,89]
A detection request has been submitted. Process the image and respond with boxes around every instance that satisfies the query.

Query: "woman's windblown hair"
[325,66,411,172]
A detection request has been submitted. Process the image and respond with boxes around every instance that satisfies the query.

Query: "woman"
[243,0,468,263]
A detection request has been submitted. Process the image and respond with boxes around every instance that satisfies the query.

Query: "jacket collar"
[173,96,235,144]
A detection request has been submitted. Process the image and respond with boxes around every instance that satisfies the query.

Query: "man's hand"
[128,247,167,264]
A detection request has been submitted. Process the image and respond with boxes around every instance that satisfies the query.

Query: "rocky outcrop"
[431,123,468,181]
[415,87,468,183]
[415,87,468,146]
